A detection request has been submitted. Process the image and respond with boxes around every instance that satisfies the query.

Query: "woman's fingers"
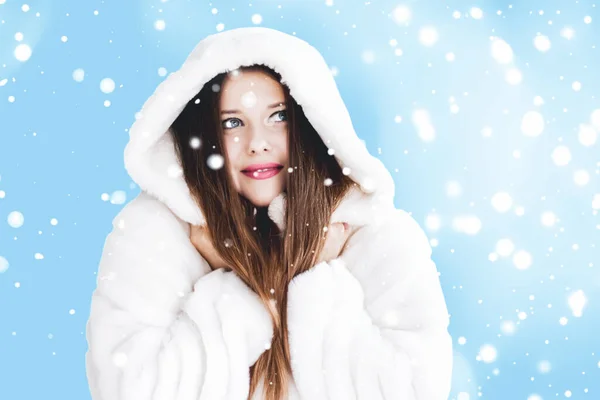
[317,222,352,264]
[192,222,352,268]
[341,222,348,233]
[189,225,225,270]
[189,224,203,241]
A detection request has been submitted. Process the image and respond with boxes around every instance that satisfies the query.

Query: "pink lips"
[242,166,283,180]
[241,162,283,173]
[241,162,284,181]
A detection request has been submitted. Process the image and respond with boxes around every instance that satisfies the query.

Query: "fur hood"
[123,26,395,228]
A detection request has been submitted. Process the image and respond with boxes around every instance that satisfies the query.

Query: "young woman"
[85,27,453,400]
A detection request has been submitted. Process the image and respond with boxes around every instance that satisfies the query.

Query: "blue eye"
[221,110,287,130]
[222,118,242,130]
[271,110,288,122]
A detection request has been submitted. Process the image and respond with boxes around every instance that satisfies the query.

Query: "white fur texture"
[287,210,453,399]
[85,193,275,400]
[86,192,453,399]
[86,26,452,400]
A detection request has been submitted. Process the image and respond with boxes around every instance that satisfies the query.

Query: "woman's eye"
[271,110,288,122]
[222,111,286,130]
[222,118,242,129]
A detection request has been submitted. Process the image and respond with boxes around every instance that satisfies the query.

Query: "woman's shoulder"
[343,207,432,264]
[387,208,431,249]
[100,191,207,281]
[357,207,429,243]
[111,191,188,232]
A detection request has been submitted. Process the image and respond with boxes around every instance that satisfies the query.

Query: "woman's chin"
[243,190,283,208]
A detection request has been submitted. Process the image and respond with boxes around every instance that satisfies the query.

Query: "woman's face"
[219,69,289,208]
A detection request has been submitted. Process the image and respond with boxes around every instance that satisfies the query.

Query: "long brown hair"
[170,64,355,400]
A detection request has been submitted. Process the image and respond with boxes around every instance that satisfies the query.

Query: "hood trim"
[124,26,395,226]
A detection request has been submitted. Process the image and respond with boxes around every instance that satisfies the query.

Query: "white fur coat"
[85,26,453,400]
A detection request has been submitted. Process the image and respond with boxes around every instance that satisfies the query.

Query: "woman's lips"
[242,166,283,180]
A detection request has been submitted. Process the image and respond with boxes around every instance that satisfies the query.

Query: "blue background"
[1,0,599,399]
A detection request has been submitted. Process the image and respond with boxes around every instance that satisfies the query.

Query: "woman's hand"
[190,222,354,270]
[189,224,230,271]
[315,222,354,265]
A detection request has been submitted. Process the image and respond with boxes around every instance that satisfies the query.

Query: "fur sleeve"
[286,209,453,399]
[85,192,273,400]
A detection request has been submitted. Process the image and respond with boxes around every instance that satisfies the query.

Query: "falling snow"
[533,35,551,52]
[521,111,545,137]
[14,44,32,62]
[99,78,115,94]
[72,68,85,82]
[1,1,598,400]
[109,190,127,205]
[7,211,24,228]
[418,26,439,47]
[0,256,9,273]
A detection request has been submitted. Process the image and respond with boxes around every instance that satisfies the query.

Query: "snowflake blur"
[0,0,598,400]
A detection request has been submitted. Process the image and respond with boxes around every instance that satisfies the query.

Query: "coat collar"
[266,185,395,232]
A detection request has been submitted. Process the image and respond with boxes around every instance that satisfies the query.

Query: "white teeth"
[245,167,280,173]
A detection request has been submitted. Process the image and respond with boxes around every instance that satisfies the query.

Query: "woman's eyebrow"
[220,101,286,115]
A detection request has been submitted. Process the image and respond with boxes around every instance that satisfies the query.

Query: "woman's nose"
[248,136,271,154]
